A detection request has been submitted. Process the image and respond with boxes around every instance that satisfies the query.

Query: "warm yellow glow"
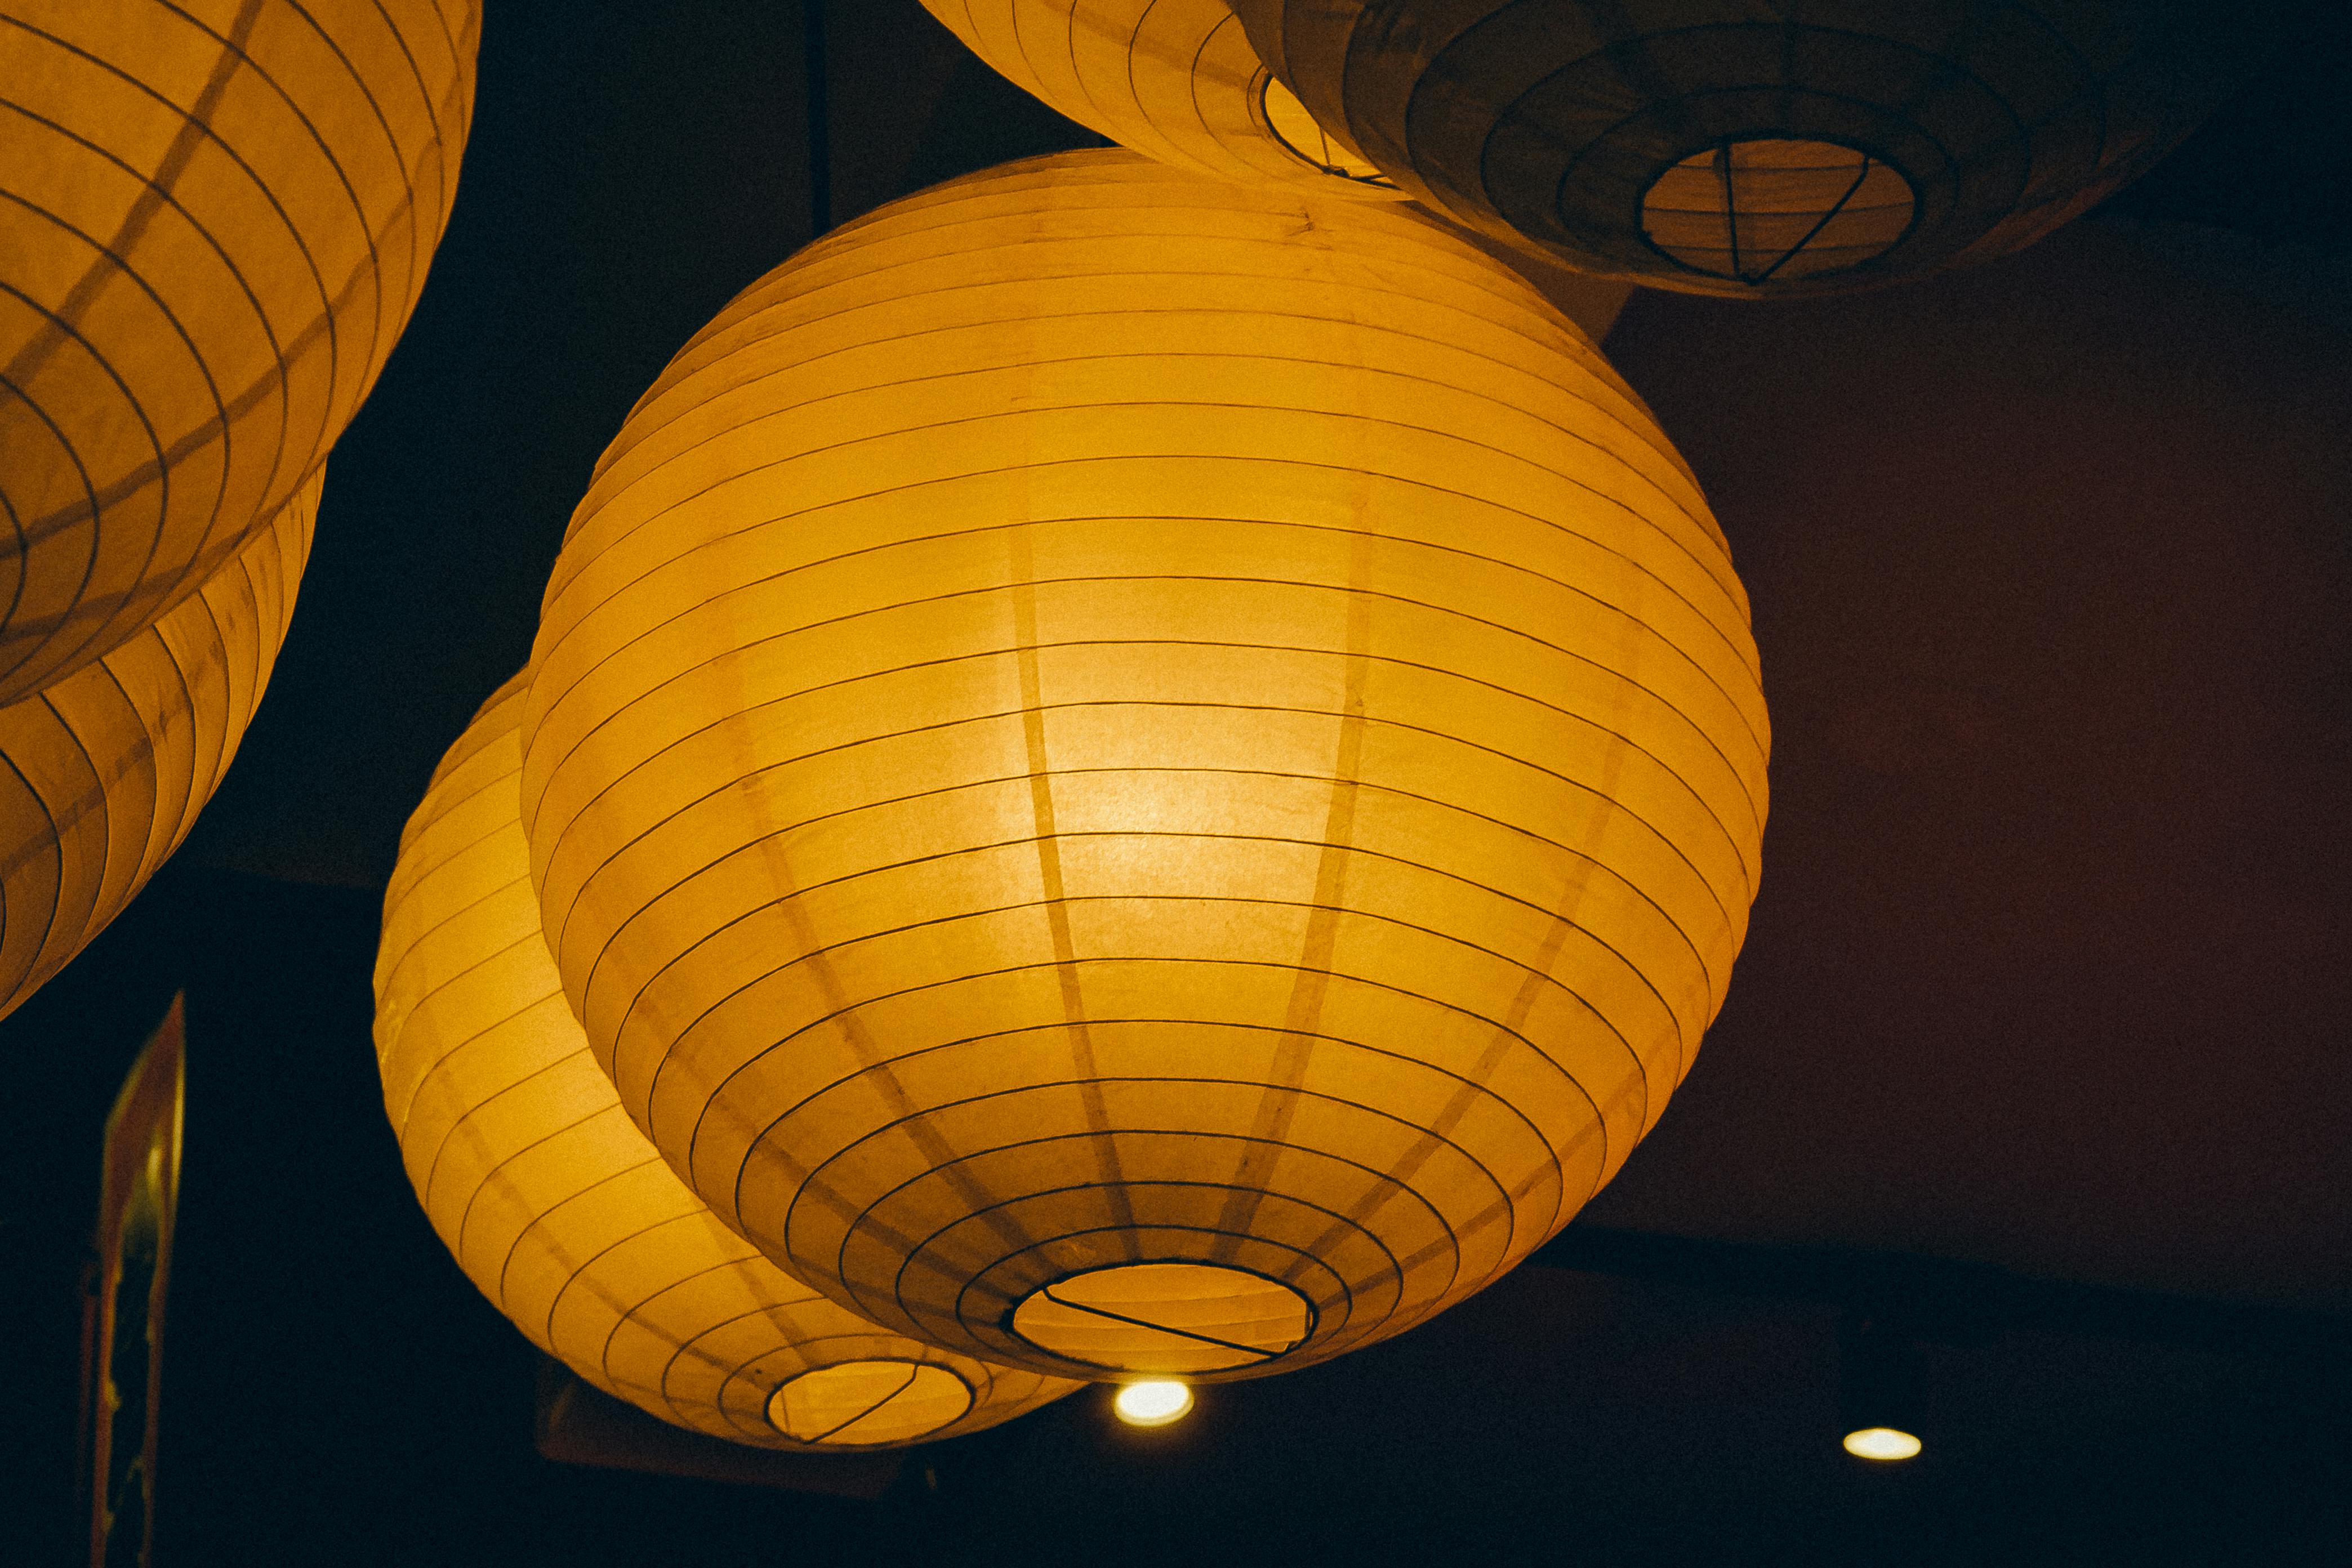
[1113,1380,1196,1428]
[1843,1427,1923,1462]
[521,150,1767,1384]
[0,472,317,1022]
[372,674,1080,1449]
[920,0,1403,201]
[0,1,478,700]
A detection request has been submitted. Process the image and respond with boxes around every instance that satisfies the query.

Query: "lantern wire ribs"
[0,0,479,700]
[1230,0,2265,296]
[373,674,1082,1449]
[515,149,1768,1387]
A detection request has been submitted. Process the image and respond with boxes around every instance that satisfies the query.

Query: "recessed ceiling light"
[1113,1381,1195,1428]
[1843,1426,1923,1462]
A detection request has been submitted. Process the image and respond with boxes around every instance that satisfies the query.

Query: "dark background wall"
[3,867,2341,1565]
[3,3,2349,1563]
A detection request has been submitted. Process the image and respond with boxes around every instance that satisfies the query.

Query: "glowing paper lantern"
[375,675,1079,1448]
[0,470,317,1023]
[0,0,479,701]
[523,150,1767,1382]
[919,0,1404,199]
[920,1,1641,340]
[1230,0,2257,296]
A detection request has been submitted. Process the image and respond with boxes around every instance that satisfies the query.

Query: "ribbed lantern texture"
[0,0,479,701]
[923,0,1641,341]
[375,675,1081,1447]
[1231,0,2255,296]
[0,470,318,1023]
[920,0,1404,199]
[520,151,1767,1383]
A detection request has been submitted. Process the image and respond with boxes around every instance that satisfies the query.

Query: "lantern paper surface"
[920,0,1405,199]
[523,151,1767,1382]
[375,674,1079,1448]
[920,0,1640,342]
[0,470,317,1023]
[0,0,479,701]
[1231,0,2255,296]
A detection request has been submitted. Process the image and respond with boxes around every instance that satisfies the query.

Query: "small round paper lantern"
[0,469,317,1023]
[522,150,1767,1382]
[919,0,1405,200]
[0,0,479,701]
[1230,0,2258,296]
[375,675,1080,1448]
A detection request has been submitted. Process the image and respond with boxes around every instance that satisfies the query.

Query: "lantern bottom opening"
[766,1360,975,1446]
[1008,1262,1316,1375]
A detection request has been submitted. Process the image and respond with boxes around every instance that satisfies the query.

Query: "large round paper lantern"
[0,469,317,1023]
[920,0,1405,199]
[376,674,1080,1448]
[522,150,1767,1382]
[0,0,479,701]
[1230,0,2259,296]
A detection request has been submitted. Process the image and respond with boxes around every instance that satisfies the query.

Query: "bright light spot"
[1113,1380,1194,1428]
[1843,1426,1922,1462]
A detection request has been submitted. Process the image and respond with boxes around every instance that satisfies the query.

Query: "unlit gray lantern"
[1230,0,2264,296]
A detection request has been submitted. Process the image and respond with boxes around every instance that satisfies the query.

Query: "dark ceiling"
[3,3,2349,1563]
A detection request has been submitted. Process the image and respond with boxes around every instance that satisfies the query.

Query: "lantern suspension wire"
[805,0,832,237]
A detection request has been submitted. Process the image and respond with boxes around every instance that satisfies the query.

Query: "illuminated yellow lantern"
[919,2,1637,338]
[376,674,1080,1448]
[522,150,1767,1382]
[1230,0,2257,296]
[919,0,1403,198]
[0,470,317,1023]
[0,0,479,701]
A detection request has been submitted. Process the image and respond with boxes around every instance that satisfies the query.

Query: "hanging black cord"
[805,0,832,237]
